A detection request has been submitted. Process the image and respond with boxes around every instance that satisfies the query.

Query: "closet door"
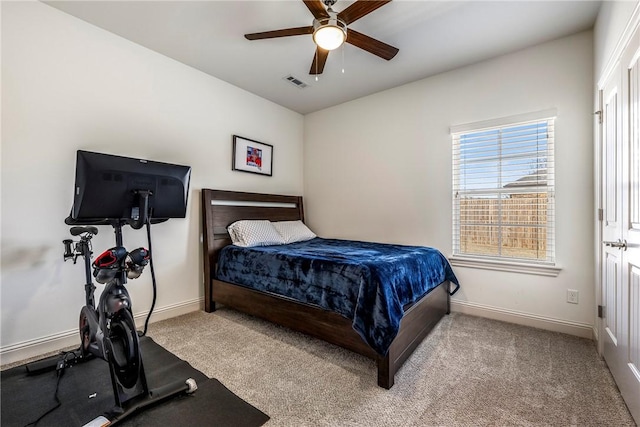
[601,59,625,412]
[601,23,640,424]
[617,24,640,423]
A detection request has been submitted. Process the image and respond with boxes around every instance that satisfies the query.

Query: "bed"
[201,189,459,388]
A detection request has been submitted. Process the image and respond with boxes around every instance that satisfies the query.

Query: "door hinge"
[598,208,603,221]
[598,305,604,318]
[595,110,603,124]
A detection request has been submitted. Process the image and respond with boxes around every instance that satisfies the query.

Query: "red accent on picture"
[246,146,262,170]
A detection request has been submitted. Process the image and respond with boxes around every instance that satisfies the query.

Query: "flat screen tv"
[68,150,191,228]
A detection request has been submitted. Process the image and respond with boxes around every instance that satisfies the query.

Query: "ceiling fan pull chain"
[315,49,319,81]
[342,43,345,74]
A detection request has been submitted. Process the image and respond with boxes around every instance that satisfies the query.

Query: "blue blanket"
[215,238,459,355]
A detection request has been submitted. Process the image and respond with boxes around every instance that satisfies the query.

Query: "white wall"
[594,1,640,81]
[304,31,595,335]
[0,1,303,361]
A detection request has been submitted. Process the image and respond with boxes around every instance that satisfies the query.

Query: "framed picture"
[232,135,273,176]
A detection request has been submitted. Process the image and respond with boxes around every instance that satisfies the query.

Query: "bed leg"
[204,300,217,313]
[377,356,393,389]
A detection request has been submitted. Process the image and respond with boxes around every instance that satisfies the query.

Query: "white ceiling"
[44,1,602,115]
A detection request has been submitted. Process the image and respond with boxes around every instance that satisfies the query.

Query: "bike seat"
[70,226,99,236]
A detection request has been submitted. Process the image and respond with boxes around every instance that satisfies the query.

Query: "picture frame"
[232,135,273,176]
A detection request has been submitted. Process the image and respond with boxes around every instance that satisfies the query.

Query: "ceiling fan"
[244,0,399,75]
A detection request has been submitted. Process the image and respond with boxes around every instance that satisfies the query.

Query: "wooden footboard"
[378,280,449,388]
[201,188,450,388]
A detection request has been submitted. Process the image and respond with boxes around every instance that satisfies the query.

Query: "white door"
[601,58,625,409]
[600,24,640,424]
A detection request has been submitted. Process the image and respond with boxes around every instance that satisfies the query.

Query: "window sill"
[448,256,562,277]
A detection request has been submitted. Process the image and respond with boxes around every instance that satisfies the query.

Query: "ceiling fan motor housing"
[312,10,347,51]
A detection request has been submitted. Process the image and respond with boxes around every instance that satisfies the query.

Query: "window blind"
[452,116,555,264]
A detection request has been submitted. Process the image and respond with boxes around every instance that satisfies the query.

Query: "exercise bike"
[26,220,196,426]
[69,222,148,405]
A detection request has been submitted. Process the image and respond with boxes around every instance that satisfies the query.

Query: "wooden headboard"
[201,189,304,311]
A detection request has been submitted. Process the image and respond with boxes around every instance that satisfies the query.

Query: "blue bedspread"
[215,238,459,355]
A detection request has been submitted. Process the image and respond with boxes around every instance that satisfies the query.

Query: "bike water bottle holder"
[92,247,128,284]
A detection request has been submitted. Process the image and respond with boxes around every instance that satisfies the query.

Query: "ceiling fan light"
[313,16,346,51]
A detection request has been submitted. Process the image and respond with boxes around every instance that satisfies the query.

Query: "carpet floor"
[146,310,636,426]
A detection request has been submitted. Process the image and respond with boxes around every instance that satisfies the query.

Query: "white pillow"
[227,220,285,247]
[272,220,316,244]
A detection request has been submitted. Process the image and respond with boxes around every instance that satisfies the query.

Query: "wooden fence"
[458,195,548,260]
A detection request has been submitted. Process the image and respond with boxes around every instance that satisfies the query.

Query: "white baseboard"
[450,300,594,339]
[0,298,203,366]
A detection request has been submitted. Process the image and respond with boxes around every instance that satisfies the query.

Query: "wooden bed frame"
[201,189,450,389]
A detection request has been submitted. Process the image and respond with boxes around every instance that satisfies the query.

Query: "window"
[451,110,556,273]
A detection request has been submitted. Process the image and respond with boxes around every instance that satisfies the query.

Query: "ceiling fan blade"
[245,26,313,40]
[338,0,392,25]
[309,47,330,75]
[346,28,398,60]
[303,0,330,19]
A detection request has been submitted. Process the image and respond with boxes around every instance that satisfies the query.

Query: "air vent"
[283,75,309,89]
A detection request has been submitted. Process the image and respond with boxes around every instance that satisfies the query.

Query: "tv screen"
[69,150,191,227]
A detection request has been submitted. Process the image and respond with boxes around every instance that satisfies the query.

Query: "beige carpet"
[147,309,635,426]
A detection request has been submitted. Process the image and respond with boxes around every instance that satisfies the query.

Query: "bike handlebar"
[63,239,74,260]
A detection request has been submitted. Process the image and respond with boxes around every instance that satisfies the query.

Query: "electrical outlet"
[567,289,579,304]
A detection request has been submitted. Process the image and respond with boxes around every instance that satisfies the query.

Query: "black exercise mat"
[1,336,270,427]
